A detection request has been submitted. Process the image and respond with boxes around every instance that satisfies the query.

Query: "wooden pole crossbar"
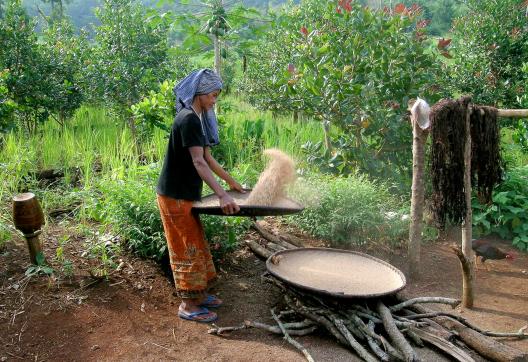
[408,101,527,306]
[497,109,528,118]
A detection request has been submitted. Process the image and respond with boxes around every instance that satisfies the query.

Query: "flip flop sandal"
[199,294,223,308]
[178,307,218,323]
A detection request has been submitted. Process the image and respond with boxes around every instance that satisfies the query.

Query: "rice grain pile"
[246,148,296,206]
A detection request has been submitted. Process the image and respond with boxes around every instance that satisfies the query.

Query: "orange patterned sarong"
[157,194,217,299]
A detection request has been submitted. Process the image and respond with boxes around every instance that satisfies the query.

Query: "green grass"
[0,99,325,257]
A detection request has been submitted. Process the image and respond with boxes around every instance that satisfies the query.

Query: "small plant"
[473,166,528,250]
[82,229,121,278]
[201,214,250,259]
[25,252,54,277]
[55,235,74,277]
[288,173,409,246]
[86,166,167,261]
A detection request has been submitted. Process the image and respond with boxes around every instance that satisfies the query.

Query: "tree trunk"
[213,35,221,77]
[322,118,332,152]
[408,117,428,279]
[461,104,474,308]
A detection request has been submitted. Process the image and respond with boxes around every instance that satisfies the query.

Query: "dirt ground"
[1,217,527,362]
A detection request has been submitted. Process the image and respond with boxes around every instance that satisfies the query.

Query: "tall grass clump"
[288,173,409,246]
[215,97,323,174]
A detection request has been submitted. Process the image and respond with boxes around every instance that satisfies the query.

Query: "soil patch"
[1,219,527,361]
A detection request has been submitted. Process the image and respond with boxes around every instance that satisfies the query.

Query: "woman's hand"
[219,193,240,215]
[228,180,246,193]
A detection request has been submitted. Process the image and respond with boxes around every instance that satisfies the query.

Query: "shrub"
[88,167,167,261]
[473,166,528,251]
[287,173,409,246]
[87,164,250,261]
[241,1,440,178]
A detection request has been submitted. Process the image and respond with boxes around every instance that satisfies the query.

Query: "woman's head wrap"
[174,69,223,146]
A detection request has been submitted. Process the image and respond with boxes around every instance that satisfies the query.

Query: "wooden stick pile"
[211,222,528,362]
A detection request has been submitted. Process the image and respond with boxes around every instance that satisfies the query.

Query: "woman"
[157,69,243,323]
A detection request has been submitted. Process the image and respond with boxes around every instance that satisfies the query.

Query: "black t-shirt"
[157,108,206,201]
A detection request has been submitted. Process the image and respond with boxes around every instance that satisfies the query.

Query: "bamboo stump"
[25,232,45,265]
[12,192,46,265]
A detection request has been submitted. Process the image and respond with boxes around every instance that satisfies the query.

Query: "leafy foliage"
[288,173,408,246]
[0,70,17,134]
[131,80,175,141]
[0,1,84,133]
[473,166,528,251]
[87,166,167,261]
[0,1,53,132]
[83,0,171,119]
[242,0,440,179]
[444,0,528,108]
[40,19,85,124]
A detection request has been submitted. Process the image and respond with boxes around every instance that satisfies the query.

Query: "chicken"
[472,238,515,271]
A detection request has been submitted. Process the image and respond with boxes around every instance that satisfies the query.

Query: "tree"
[444,0,528,108]
[84,0,171,141]
[40,19,85,125]
[242,0,440,179]
[39,0,72,23]
[0,70,17,135]
[166,0,263,88]
[0,0,53,133]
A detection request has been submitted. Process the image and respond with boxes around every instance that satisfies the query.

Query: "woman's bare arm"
[189,146,239,214]
[204,147,244,192]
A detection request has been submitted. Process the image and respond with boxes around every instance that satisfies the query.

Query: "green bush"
[87,164,250,261]
[473,166,528,251]
[287,173,409,246]
[88,167,167,261]
[241,1,440,178]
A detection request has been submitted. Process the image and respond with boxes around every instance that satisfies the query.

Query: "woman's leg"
[157,194,216,320]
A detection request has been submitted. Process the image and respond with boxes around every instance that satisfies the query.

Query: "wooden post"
[25,233,44,265]
[461,103,474,308]
[12,192,46,265]
[497,109,528,118]
[408,99,430,279]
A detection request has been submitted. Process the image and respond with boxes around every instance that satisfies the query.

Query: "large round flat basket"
[192,190,304,217]
[266,248,406,298]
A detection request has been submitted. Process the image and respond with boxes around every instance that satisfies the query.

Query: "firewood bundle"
[211,222,528,362]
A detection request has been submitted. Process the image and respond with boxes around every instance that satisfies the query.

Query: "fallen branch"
[271,308,315,362]
[410,304,528,362]
[245,240,272,259]
[265,242,285,253]
[208,320,317,336]
[284,295,348,345]
[251,222,297,249]
[332,317,378,362]
[367,319,406,361]
[409,326,475,362]
[439,318,528,362]
[404,312,528,338]
[377,301,418,362]
[389,297,461,312]
[279,233,304,248]
[364,320,391,361]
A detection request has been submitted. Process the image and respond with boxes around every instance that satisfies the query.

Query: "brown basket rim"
[266,247,407,298]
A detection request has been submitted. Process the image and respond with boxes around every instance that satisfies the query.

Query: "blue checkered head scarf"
[174,69,223,146]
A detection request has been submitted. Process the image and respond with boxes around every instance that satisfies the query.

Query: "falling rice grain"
[246,149,296,206]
